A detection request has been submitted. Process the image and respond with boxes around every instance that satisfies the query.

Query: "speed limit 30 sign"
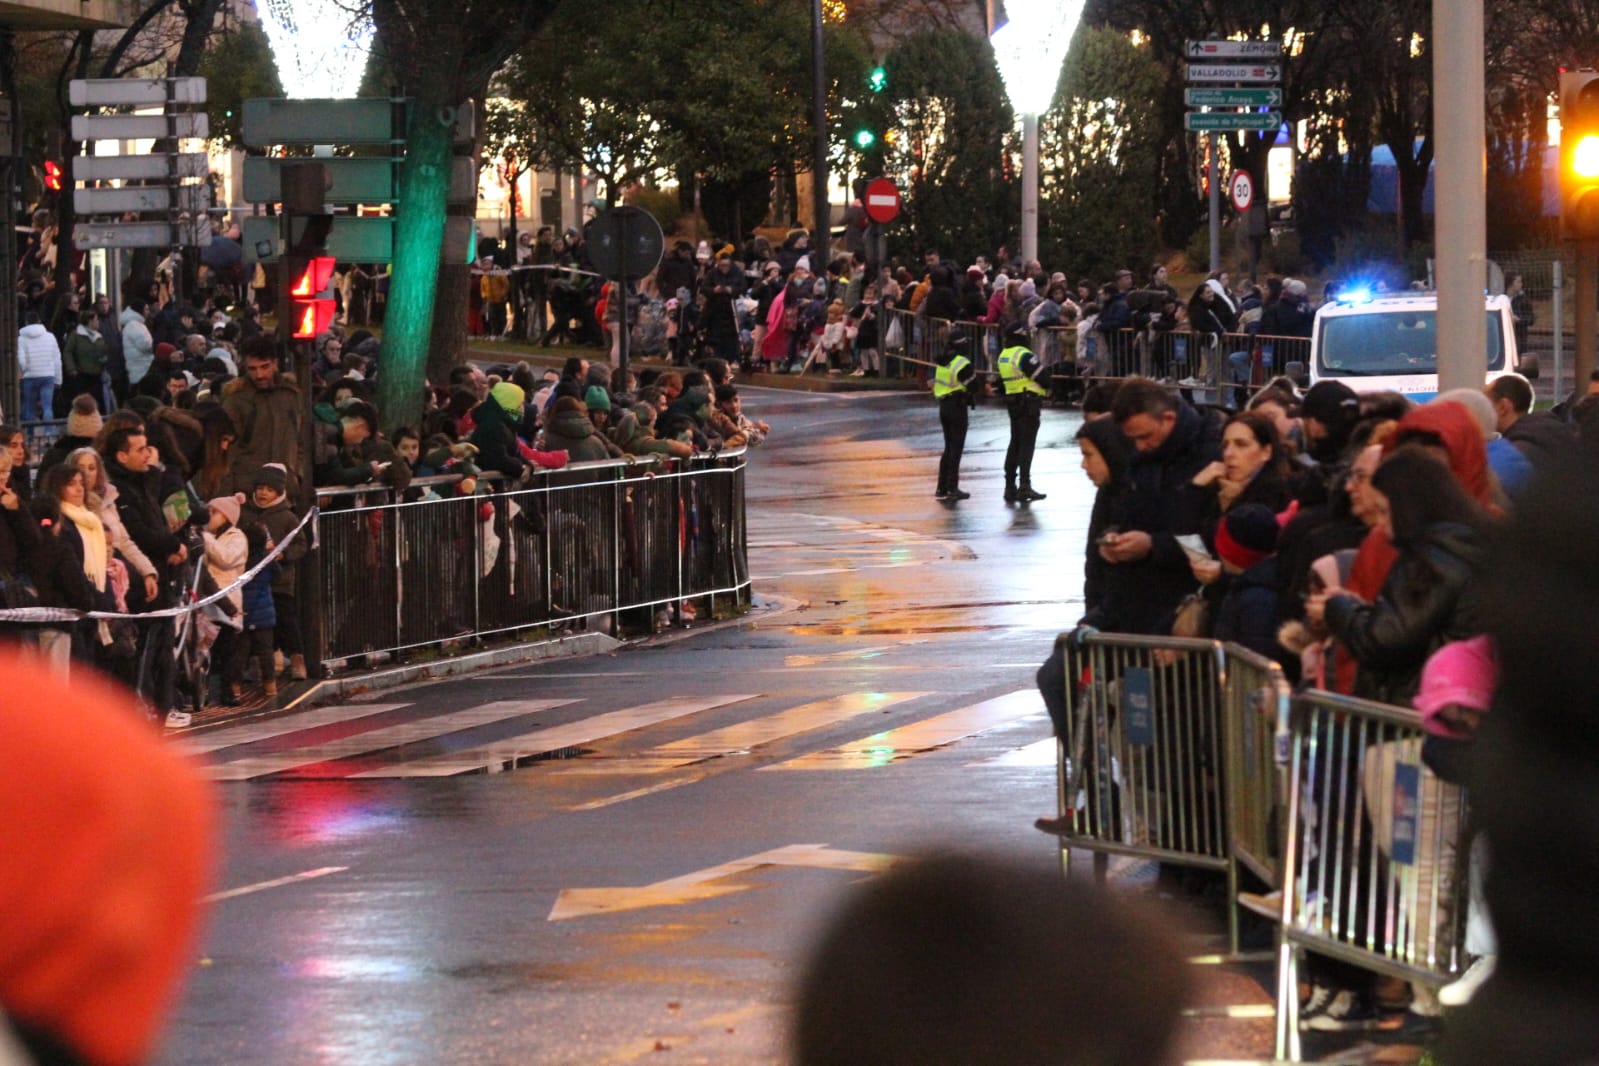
[1229,171,1255,213]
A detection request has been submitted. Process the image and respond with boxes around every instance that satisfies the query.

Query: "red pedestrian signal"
[43,160,62,192]
[287,255,336,339]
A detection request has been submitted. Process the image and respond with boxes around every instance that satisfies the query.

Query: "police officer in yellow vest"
[997,325,1048,502]
[934,328,978,500]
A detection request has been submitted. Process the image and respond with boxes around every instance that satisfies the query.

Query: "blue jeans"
[1225,350,1252,407]
[20,377,55,422]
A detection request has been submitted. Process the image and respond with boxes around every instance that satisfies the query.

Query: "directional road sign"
[74,217,212,250]
[241,97,474,148]
[241,214,475,264]
[74,152,208,181]
[1184,112,1284,132]
[242,155,477,206]
[1185,87,1283,108]
[1186,64,1282,83]
[74,183,209,215]
[70,112,208,141]
[69,77,206,107]
[1186,40,1282,60]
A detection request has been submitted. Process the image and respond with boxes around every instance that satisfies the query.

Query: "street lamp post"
[989,1,1083,266]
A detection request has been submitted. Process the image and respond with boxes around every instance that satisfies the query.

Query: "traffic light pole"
[1577,243,1597,393]
[1432,0,1486,393]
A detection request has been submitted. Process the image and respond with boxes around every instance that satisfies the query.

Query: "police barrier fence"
[1273,689,1467,1060]
[311,450,749,668]
[876,312,1311,401]
[1044,633,1470,1059]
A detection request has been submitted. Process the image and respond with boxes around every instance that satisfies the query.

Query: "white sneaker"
[1301,988,1378,1031]
[849,368,866,376]
[164,710,193,729]
[1438,954,1496,1008]
[1237,889,1283,920]
[1179,376,1205,387]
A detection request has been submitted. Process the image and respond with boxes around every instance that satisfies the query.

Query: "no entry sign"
[863,178,901,224]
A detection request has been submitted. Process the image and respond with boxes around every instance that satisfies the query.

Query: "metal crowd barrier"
[311,450,749,668]
[1046,635,1472,1055]
[1274,689,1468,1060]
[1224,646,1294,894]
[1049,631,1232,877]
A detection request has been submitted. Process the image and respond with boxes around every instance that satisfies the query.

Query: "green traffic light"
[869,66,887,93]
[853,129,876,150]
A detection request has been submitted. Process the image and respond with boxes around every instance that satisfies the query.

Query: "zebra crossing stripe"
[206,699,579,781]
[178,703,412,756]
[347,694,763,778]
[762,689,1041,770]
[967,736,1057,767]
[559,691,933,774]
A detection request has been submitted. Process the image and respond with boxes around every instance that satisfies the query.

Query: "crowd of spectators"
[3,266,769,729]
[1040,367,1584,1032]
[517,233,1334,397]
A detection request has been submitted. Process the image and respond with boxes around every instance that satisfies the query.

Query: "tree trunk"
[377,84,455,433]
[171,0,223,76]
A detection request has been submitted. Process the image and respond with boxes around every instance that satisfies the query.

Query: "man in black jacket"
[103,426,185,717]
[1099,378,1223,634]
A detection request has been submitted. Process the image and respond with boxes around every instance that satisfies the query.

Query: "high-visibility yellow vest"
[997,345,1046,396]
[933,355,971,398]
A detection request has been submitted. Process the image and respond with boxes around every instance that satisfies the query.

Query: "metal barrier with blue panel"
[1274,689,1468,1060]
[1049,631,1232,881]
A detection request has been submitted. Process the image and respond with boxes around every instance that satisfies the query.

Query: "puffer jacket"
[1324,520,1490,706]
[468,398,526,477]
[541,408,611,463]
[242,556,277,631]
[17,323,62,383]
[610,408,690,458]
[202,525,247,629]
[120,307,155,386]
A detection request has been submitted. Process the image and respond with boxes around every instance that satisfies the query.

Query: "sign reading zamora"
[1183,39,1284,133]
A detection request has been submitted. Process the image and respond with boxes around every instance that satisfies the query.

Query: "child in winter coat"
[202,493,248,704]
[239,521,279,697]
[241,462,306,681]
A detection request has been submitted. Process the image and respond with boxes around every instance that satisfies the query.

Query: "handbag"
[1170,590,1212,639]
[0,568,40,610]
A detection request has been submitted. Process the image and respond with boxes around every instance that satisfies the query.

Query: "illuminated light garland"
[258,0,374,100]
[989,1,1086,117]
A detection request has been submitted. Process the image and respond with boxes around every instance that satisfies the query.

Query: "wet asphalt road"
[156,387,1281,1065]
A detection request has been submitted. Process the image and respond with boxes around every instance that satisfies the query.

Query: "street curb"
[297,632,621,704]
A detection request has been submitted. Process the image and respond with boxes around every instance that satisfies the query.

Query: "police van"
[1303,290,1538,402]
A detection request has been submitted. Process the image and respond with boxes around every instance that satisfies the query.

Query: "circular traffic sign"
[1229,171,1255,213]
[863,177,901,224]
[585,206,665,280]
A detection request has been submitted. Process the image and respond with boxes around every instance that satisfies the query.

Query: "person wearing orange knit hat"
[0,648,217,1065]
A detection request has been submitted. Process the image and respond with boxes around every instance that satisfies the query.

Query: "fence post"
[1554,257,1564,400]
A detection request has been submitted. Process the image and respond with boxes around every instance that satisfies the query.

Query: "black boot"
[946,487,970,500]
[1018,484,1047,501]
[1004,481,1018,503]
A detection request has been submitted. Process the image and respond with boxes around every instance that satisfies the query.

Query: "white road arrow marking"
[547,844,901,921]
